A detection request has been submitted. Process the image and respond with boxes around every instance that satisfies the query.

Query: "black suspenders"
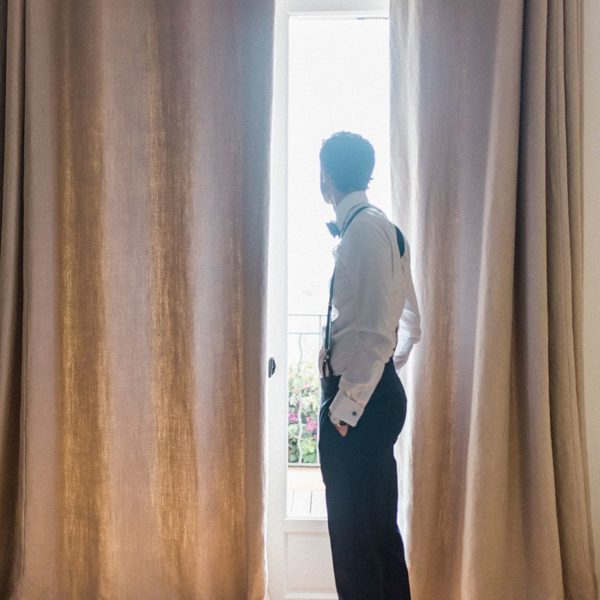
[322,206,405,378]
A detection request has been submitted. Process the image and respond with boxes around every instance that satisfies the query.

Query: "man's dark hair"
[319,131,375,193]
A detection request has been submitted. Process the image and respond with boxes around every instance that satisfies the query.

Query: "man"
[317,132,421,600]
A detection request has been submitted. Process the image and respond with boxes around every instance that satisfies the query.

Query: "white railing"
[288,314,326,465]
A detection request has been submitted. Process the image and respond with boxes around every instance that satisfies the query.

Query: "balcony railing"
[288,314,326,466]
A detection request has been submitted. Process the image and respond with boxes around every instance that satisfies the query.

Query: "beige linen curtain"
[391,1,597,599]
[0,1,273,598]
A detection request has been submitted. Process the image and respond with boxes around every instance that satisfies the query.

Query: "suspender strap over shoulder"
[395,225,405,258]
[322,205,370,377]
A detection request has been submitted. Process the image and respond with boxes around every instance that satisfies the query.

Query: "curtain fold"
[391,1,597,598]
[0,1,273,598]
[0,0,25,598]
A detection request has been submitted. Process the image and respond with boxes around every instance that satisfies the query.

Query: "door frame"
[267,2,389,598]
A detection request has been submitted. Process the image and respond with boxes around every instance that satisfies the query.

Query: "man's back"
[320,191,421,425]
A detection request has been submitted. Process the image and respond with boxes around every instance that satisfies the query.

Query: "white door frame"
[267,2,389,599]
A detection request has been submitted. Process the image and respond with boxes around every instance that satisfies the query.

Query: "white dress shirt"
[318,190,421,427]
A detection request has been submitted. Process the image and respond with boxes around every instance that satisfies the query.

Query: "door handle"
[268,357,276,378]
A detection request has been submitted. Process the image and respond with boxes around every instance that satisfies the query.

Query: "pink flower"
[289,413,298,424]
[305,416,317,433]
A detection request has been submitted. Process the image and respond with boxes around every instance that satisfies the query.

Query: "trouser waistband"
[320,357,396,397]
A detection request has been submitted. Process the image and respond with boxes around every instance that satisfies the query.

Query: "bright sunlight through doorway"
[286,15,391,515]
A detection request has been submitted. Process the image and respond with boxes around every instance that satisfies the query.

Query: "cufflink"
[328,409,347,427]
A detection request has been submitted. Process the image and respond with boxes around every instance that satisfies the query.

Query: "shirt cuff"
[329,390,364,427]
[394,338,417,370]
[393,350,410,370]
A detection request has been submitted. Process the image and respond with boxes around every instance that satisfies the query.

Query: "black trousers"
[318,359,411,600]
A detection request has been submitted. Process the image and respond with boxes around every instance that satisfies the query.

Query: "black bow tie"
[326,221,341,237]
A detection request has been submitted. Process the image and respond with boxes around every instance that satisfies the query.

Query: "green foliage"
[288,361,321,464]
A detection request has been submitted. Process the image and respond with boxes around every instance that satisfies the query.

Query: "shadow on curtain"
[0,1,273,598]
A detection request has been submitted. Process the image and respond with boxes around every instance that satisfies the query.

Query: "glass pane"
[287,16,390,477]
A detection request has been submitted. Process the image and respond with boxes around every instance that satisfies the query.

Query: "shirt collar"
[334,190,370,231]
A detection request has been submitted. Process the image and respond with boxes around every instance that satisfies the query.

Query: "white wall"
[583,1,600,596]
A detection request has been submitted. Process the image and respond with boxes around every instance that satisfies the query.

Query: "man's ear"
[320,168,332,202]
[322,169,335,189]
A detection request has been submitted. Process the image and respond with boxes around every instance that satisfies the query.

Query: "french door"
[267,2,390,598]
